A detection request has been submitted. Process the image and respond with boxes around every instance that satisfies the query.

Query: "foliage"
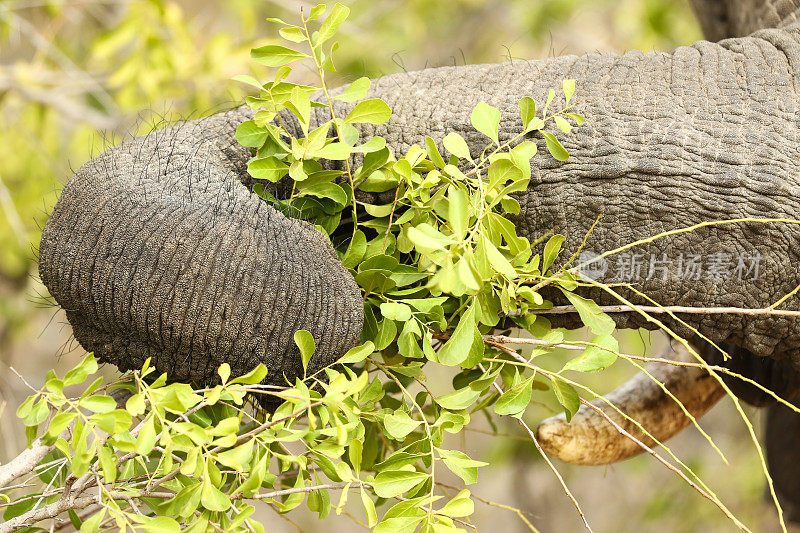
[0,3,780,533]
[1,6,606,532]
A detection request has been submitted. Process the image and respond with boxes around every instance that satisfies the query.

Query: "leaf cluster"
[2,5,627,533]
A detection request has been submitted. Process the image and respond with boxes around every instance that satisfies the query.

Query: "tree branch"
[506,304,800,318]
[0,439,54,490]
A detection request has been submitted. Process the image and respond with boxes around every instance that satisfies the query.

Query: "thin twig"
[506,304,800,318]
[436,482,542,533]
[250,482,356,501]
[579,399,750,531]
[478,364,593,532]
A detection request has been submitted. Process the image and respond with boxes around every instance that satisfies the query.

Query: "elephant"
[37,0,800,522]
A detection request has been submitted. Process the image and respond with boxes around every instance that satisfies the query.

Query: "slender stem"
[506,304,800,318]
[578,399,751,531]
[477,363,593,532]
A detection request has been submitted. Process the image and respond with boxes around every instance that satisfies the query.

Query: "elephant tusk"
[535,344,726,465]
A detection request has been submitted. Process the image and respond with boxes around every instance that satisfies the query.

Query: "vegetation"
[8,2,794,533]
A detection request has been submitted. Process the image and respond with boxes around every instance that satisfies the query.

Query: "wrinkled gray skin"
[39,0,800,520]
[39,109,364,387]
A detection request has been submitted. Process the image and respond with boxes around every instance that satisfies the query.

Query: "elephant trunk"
[38,107,364,386]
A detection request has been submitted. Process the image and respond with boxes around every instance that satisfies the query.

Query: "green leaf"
[339,341,374,364]
[438,490,474,518]
[435,387,481,410]
[442,132,471,160]
[404,297,448,313]
[318,3,349,44]
[552,378,580,421]
[554,115,572,134]
[562,79,576,104]
[437,449,487,485]
[335,77,371,102]
[313,142,354,160]
[565,112,585,125]
[63,353,98,387]
[135,416,158,456]
[372,470,429,498]
[126,393,146,416]
[47,412,76,439]
[544,88,556,115]
[384,410,422,440]
[519,96,536,130]
[380,302,413,321]
[542,234,565,273]
[78,395,116,414]
[230,364,268,385]
[289,86,311,127]
[480,236,515,279]
[438,301,478,366]
[235,120,267,148]
[359,170,399,193]
[470,101,501,145]
[278,26,306,43]
[509,141,536,180]
[425,137,446,168]
[343,98,392,125]
[307,4,327,20]
[218,363,231,384]
[299,181,348,206]
[354,136,386,154]
[447,185,470,240]
[363,203,394,217]
[294,330,316,374]
[542,131,569,161]
[216,440,254,472]
[141,516,181,533]
[563,334,619,373]
[494,376,534,417]
[250,45,309,67]
[232,74,263,90]
[361,487,378,527]
[342,230,367,269]
[374,318,398,351]
[201,481,231,512]
[407,223,453,255]
[487,158,523,190]
[248,156,289,182]
[560,290,615,336]
[80,509,106,533]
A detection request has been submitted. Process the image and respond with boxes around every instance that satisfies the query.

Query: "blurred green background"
[0,0,787,531]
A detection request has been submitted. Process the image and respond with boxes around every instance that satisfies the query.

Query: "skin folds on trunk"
[39,108,363,386]
[301,16,800,365]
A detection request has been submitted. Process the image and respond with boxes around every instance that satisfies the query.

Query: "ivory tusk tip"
[536,413,597,465]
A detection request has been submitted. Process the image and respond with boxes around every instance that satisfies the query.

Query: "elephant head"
[38,0,800,520]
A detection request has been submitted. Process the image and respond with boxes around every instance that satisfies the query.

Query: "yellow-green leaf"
[343,99,392,125]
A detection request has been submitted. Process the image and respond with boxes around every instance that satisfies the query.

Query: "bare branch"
[506,304,800,318]
[0,439,54,490]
